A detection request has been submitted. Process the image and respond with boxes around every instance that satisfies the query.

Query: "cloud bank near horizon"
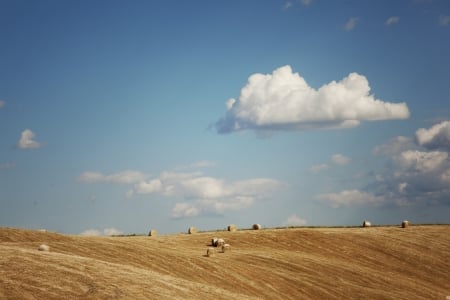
[79,169,284,219]
[215,65,410,134]
[318,121,450,208]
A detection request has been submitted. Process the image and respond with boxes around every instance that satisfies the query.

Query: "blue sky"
[1,0,450,235]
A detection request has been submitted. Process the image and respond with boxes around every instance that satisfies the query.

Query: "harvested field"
[0,225,449,299]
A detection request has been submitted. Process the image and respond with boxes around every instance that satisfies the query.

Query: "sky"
[1,0,450,236]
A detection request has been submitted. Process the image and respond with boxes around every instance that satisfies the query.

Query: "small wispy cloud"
[316,190,385,208]
[0,100,5,108]
[283,214,307,226]
[78,170,147,184]
[282,1,293,10]
[300,0,312,6]
[309,154,351,173]
[439,15,450,26]
[385,16,400,26]
[80,227,123,236]
[309,164,329,174]
[331,154,351,166]
[17,129,42,149]
[344,17,359,31]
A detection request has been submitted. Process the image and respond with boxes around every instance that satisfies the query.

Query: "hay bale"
[148,229,157,237]
[211,237,219,246]
[38,244,50,252]
[216,238,225,247]
[227,224,237,232]
[221,243,231,253]
[362,220,371,227]
[252,224,261,230]
[188,226,198,234]
[402,220,409,228]
[206,247,215,257]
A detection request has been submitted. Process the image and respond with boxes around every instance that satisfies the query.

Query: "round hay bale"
[148,229,157,237]
[227,224,237,232]
[188,226,198,234]
[211,237,219,246]
[221,243,231,253]
[216,238,225,247]
[38,244,50,252]
[362,220,371,227]
[206,247,215,257]
[252,223,261,230]
[402,220,409,228]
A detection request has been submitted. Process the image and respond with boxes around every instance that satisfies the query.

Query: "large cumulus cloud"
[215,65,410,134]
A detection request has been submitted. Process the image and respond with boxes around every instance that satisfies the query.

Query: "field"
[0,225,449,299]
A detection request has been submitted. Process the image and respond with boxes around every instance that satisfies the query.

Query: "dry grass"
[1,225,449,299]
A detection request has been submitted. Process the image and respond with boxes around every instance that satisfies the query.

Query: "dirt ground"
[1,225,449,299]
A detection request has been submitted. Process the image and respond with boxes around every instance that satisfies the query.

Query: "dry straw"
[38,244,50,251]
[206,247,215,257]
[252,224,261,230]
[362,220,371,227]
[402,220,409,228]
[227,224,237,232]
[188,226,198,234]
[221,244,231,253]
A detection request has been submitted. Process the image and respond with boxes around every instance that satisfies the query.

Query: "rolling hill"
[1,225,449,299]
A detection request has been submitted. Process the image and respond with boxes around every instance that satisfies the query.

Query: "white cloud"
[415,121,450,149]
[309,164,329,174]
[283,214,307,226]
[439,15,450,26]
[0,100,5,108]
[132,179,163,194]
[331,154,351,165]
[171,203,201,218]
[282,1,293,10]
[17,129,42,149]
[385,16,399,26]
[369,122,450,207]
[80,227,123,236]
[373,136,416,156]
[78,170,147,184]
[215,65,409,134]
[394,150,448,173]
[300,0,312,6]
[344,17,359,31]
[317,190,384,208]
[129,171,283,218]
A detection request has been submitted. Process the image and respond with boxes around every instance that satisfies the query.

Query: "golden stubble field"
[0,225,449,299]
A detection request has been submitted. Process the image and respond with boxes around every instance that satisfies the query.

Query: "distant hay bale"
[188,226,198,234]
[37,229,47,233]
[362,220,371,227]
[38,244,50,252]
[402,220,409,228]
[252,224,261,230]
[221,243,231,253]
[227,224,237,232]
[148,229,157,237]
[206,247,215,257]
